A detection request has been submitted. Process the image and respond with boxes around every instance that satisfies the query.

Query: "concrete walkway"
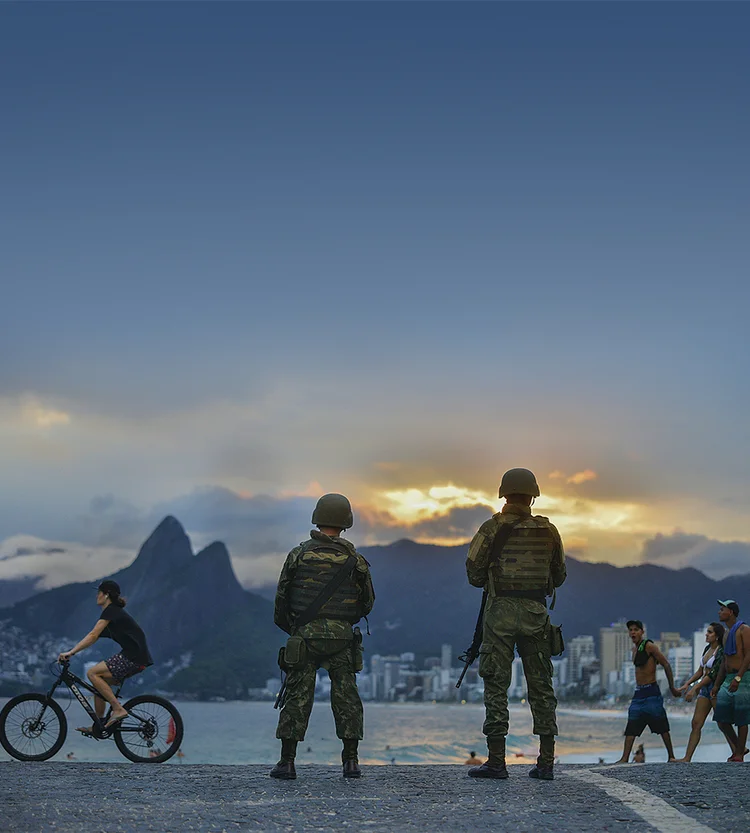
[1,762,746,832]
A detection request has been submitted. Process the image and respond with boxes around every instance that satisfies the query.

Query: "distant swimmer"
[464,751,483,765]
[711,600,750,762]
[57,580,153,734]
[465,469,566,781]
[677,622,725,762]
[633,744,645,763]
[615,620,680,764]
[271,494,375,781]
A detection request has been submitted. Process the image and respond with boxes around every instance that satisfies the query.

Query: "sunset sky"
[2,3,748,590]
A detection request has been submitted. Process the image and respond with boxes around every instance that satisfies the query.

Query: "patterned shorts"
[105,653,146,685]
[714,675,750,727]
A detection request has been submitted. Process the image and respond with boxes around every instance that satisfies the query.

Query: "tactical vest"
[491,518,555,593]
[288,542,362,623]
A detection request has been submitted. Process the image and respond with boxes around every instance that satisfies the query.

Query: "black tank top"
[633,638,653,668]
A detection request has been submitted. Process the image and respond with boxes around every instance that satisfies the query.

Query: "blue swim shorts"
[624,683,670,736]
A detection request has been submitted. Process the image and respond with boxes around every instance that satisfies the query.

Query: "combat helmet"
[498,468,540,498]
[312,493,354,530]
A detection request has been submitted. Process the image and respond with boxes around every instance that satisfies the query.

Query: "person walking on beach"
[57,580,153,733]
[676,622,725,762]
[711,600,750,762]
[271,493,375,780]
[615,620,681,764]
[465,468,566,781]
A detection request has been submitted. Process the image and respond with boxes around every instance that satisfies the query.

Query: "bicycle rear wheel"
[114,695,184,763]
[0,693,67,761]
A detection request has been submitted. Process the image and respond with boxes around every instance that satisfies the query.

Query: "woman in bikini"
[676,622,724,762]
[57,580,153,733]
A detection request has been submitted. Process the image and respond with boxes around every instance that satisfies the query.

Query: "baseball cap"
[97,580,121,596]
[717,599,740,615]
[626,619,644,630]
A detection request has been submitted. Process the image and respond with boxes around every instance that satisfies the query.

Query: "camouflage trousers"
[479,596,558,738]
[276,638,363,742]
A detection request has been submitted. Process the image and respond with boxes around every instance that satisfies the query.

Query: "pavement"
[1,762,747,832]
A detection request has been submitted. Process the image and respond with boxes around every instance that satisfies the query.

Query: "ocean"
[0,698,733,765]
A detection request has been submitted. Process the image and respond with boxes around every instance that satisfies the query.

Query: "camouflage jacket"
[274,530,375,639]
[466,503,566,596]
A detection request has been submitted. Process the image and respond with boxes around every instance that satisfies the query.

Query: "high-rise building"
[600,621,633,690]
[693,625,711,671]
[668,646,694,685]
[441,643,452,671]
[568,635,596,681]
[658,632,684,654]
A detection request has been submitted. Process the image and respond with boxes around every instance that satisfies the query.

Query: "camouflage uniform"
[274,530,375,742]
[466,504,566,745]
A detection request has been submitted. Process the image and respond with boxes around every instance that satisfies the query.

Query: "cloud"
[546,469,598,485]
[21,398,71,429]
[641,531,750,579]
[0,535,133,589]
[566,469,598,485]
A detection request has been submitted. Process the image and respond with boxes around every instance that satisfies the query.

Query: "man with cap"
[271,493,375,780]
[711,600,750,761]
[615,619,680,763]
[465,468,566,781]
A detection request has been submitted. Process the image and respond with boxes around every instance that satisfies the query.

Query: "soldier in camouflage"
[466,468,566,781]
[270,493,375,780]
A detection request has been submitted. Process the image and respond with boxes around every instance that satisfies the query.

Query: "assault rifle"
[455,517,526,689]
[456,594,488,688]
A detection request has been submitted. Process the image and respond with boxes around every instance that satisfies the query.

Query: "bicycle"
[0,659,184,763]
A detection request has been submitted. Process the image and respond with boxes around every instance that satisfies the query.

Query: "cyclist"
[57,580,153,733]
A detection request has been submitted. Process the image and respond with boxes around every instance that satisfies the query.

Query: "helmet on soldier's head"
[498,468,540,498]
[312,493,354,530]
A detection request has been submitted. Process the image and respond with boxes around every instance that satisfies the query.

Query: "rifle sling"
[293,552,358,629]
[473,517,527,642]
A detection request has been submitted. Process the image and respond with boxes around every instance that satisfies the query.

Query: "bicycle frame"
[40,662,142,740]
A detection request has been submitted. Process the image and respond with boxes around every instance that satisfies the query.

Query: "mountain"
[357,539,750,658]
[3,517,280,697]
[0,576,42,608]
[4,526,750,699]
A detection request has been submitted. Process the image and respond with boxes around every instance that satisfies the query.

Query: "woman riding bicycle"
[57,580,153,732]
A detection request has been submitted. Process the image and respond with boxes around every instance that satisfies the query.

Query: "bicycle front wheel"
[114,695,184,763]
[0,693,67,761]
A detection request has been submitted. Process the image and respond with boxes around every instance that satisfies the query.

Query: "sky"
[1,3,749,590]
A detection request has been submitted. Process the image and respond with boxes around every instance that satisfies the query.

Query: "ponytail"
[108,592,127,608]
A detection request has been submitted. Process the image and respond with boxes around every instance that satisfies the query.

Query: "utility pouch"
[548,623,564,657]
[352,626,364,672]
[283,635,307,670]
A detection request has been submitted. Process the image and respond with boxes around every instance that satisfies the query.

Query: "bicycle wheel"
[0,693,67,761]
[114,695,184,763]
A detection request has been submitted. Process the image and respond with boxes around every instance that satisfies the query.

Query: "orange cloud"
[567,469,597,485]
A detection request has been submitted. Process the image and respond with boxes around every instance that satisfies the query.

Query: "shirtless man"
[615,620,681,764]
[711,600,750,762]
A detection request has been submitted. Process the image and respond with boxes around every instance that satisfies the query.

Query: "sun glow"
[373,483,647,545]
[379,485,495,524]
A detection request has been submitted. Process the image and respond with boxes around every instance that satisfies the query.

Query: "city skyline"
[2,3,749,589]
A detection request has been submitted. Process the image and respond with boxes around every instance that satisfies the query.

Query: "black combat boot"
[468,736,508,779]
[342,739,362,778]
[529,734,554,781]
[270,739,298,780]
